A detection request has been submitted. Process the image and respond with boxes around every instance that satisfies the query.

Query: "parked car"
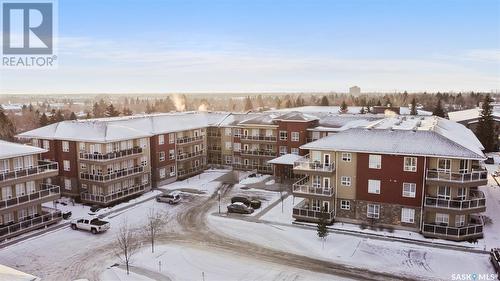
[491,248,500,278]
[485,157,495,164]
[231,196,262,209]
[89,205,101,213]
[156,191,181,204]
[71,217,110,234]
[227,202,254,214]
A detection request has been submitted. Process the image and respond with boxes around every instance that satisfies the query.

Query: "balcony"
[422,216,484,241]
[0,184,60,211]
[292,177,334,197]
[292,201,334,223]
[208,146,221,151]
[176,135,204,145]
[80,165,145,182]
[80,183,148,205]
[424,190,486,212]
[425,169,488,186]
[177,165,205,178]
[207,132,221,137]
[177,150,205,161]
[240,150,277,157]
[232,164,273,173]
[0,160,58,183]
[0,208,62,240]
[293,155,335,173]
[79,147,143,162]
[240,135,277,142]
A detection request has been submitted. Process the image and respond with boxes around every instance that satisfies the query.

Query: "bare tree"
[143,209,168,253]
[114,220,140,275]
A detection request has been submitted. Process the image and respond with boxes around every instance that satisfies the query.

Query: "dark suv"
[231,196,261,209]
[227,202,254,214]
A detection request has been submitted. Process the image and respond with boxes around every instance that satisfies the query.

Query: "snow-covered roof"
[269,106,432,116]
[0,140,47,159]
[448,108,500,123]
[17,112,232,143]
[273,112,319,122]
[301,116,485,160]
[0,264,40,281]
[267,153,302,165]
[238,113,280,126]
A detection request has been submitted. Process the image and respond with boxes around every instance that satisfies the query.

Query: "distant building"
[349,86,361,95]
[448,107,500,150]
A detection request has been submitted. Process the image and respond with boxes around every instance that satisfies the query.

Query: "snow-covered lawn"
[238,174,270,185]
[157,169,228,196]
[101,244,350,281]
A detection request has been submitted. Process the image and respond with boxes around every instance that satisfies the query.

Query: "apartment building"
[0,140,61,240]
[292,116,488,241]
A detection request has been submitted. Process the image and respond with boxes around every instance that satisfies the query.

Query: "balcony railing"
[0,160,58,182]
[176,135,204,144]
[240,135,277,142]
[0,183,60,210]
[80,183,147,204]
[0,208,62,239]
[177,165,205,177]
[79,147,143,162]
[232,164,273,173]
[422,216,483,239]
[424,190,486,210]
[292,177,334,196]
[293,155,335,173]
[208,146,221,151]
[207,132,221,137]
[240,150,277,157]
[292,201,334,221]
[177,150,205,161]
[425,169,488,183]
[80,165,145,182]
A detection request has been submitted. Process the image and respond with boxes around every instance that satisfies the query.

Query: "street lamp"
[217,190,221,214]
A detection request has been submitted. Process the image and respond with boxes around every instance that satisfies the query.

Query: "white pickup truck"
[70,217,110,234]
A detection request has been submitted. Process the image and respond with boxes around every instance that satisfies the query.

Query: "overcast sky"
[1,0,499,94]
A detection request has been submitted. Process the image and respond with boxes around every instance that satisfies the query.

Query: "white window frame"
[367,204,380,219]
[291,148,299,155]
[340,200,350,210]
[341,152,352,162]
[291,132,299,142]
[340,176,351,186]
[63,160,70,172]
[64,179,72,190]
[158,135,165,145]
[401,208,415,223]
[368,179,381,194]
[159,151,165,161]
[159,168,166,179]
[404,157,417,172]
[402,182,416,198]
[62,141,69,152]
[435,213,449,225]
[368,155,381,169]
[279,131,288,141]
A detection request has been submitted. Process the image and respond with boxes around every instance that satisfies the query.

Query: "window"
[368,155,381,169]
[32,139,40,147]
[438,158,451,172]
[159,168,166,179]
[340,200,350,210]
[225,128,232,136]
[23,156,33,168]
[312,131,320,140]
[435,213,449,225]
[291,132,299,142]
[252,129,259,137]
[169,166,176,176]
[225,142,232,150]
[142,174,148,184]
[169,149,175,160]
[266,129,273,137]
[15,183,26,196]
[402,183,416,198]
[457,187,466,201]
[341,153,352,162]
[225,155,232,164]
[13,157,23,170]
[233,143,241,152]
[279,131,288,141]
[279,146,287,155]
[459,159,469,174]
[158,135,164,145]
[43,140,50,149]
[169,133,175,144]
[79,142,85,151]
[159,151,165,161]
[404,157,417,172]
[64,179,72,190]
[312,175,321,188]
[368,179,381,194]
[140,138,147,148]
[140,156,147,166]
[367,204,380,219]
[1,187,12,199]
[341,176,351,186]
[437,186,451,200]
[0,160,9,173]
[62,141,69,152]
[401,208,415,223]
[291,148,299,155]
[26,181,35,194]
[63,160,70,171]
[455,214,465,227]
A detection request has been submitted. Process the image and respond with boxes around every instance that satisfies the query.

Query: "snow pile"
[239,174,270,185]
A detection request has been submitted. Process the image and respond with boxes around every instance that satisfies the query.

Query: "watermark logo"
[2,0,57,68]
[451,273,498,281]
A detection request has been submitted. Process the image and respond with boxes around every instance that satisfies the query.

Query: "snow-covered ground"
[238,174,270,185]
[100,244,352,281]
[482,152,500,250]
[157,169,227,196]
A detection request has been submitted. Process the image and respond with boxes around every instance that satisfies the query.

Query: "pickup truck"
[70,217,110,234]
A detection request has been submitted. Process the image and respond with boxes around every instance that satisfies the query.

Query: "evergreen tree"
[69,112,77,120]
[432,98,445,117]
[39,113,49,126]
[477,94,496,151]
[376,100,382,106]
[359,107,365,114]
[244,96,253,111]
[86,112,91,119]
[320,96,329,106]
[317,209,329,249]
[410,98,418,115]
[340,100,348,113]
[105,104,120,117]
[0,106,16,141]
